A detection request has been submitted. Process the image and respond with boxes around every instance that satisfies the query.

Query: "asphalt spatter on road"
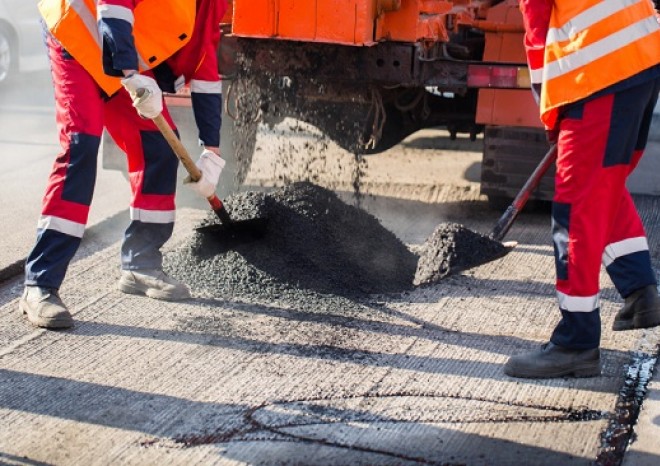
[147,392,605,465]
[165,182,419,304]
[414,223,508,286]
[596,351,657,466]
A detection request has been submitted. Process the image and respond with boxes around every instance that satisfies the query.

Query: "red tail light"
[467,64,530,89]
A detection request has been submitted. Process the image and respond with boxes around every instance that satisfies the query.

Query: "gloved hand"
[121,73,163,119]
[545,126,559,145]
[184,149,226,199]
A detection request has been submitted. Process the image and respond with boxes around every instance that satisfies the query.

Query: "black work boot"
[612,285,660,331]
[504,342,601,379]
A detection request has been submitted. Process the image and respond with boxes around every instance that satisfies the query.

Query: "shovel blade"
[414,234,518,286]
[464,240,517,269]
[438,240,517,278]
[194,218,269,242]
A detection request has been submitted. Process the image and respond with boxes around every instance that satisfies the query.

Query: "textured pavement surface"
[1,194,659,465]
[0,126,659,465]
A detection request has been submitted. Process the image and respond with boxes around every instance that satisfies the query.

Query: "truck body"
[103,0,557,203]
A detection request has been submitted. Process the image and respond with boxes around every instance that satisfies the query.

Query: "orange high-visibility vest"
[539,0,660,127]
[38,0,196,96]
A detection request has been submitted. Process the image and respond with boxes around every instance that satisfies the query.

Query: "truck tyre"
[480,126,554,209]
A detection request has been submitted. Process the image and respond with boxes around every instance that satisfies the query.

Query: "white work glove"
[121,73,163,119]
[184,149,226,199]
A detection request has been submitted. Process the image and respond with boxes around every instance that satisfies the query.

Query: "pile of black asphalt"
[166,182,418,305]
[165,182,505,305]
[413,222,508,286]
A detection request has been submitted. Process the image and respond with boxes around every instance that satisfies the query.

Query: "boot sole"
[118,281,191,301]
[19,300,74,329]
[504,361,601,379]
[612,309,660,331]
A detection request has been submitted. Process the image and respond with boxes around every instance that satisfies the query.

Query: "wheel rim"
[0,32,11,82]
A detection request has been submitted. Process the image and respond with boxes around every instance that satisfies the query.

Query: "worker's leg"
[548,92,637,350]
[505,89,642,377]
[604,78,659,295]
[21,33,104,328]
[104,88,178,269]
[104,88,190,300]
[551,79,660,345]
[24,34,104,290]
[605,78,660,330]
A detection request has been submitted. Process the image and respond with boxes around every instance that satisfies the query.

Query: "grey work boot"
[504,342,601,379]
[19,286,74,329]
[612,285,660,331]
[118,269,191,301]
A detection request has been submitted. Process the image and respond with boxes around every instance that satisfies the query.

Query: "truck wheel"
[480,126,554,207]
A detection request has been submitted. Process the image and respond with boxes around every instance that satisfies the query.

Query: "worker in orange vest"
[21,0,228,329]
[505,0,660,378]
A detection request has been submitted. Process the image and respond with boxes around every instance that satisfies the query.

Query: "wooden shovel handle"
[151,112,227,216]
[151,113,202,182]
[137,89,228,220]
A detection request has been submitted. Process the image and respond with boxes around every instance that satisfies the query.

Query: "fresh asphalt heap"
[414,222,508,286]
[165,182,506,305]
[163,181,657,465]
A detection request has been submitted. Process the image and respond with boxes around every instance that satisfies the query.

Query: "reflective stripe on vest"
[38,0,195,96]
[539,0,660,127]
[96,4,151,70]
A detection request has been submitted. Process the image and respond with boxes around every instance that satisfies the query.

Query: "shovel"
[489,143,558,243]
[415,143,557,284]
[148,109,268,239]
[463,143,558,270]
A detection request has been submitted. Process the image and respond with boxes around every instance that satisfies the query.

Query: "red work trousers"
[550,78,659,349]
[25,32,181,290]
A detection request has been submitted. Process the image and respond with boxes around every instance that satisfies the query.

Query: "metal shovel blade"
[194,217,269,241]
[464,239,518,270]
[443,239,518,277]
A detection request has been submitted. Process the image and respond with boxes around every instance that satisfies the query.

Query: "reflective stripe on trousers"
[25,32,180,289]
[549,77,660,349]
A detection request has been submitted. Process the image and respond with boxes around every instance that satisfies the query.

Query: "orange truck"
[102,0,554,204]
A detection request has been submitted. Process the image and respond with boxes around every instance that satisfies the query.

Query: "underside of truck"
[221,36,484,154]
[218,0,554,204]
[100,1,554,205]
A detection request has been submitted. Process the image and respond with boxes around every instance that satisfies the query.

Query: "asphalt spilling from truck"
[211,53,507,300]
[225,46,372,205]
[165,182,506,305]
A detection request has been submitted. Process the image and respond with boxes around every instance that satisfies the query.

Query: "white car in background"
[0,0,48,84]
